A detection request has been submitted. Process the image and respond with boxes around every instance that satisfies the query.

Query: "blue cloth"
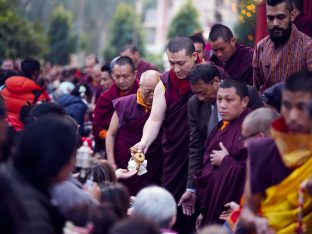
[56,94,87,135]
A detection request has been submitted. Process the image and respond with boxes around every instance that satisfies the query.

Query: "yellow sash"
[261,157,312,234]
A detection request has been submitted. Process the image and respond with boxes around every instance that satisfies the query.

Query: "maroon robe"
[92,81,139,150]
[209,43,254,85]
[247,137,293,194]
[294,13,312,38]
[113,94,163,195]
[136,59,160,80]
[160,72,196,234]
[195,109,251,225]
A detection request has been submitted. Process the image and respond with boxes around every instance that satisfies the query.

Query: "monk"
[120,44,159,80]
[105,70,163,195]
[208,24,254,85]
[133,36,202,234]
[195,79,250,225]
[93,56,139,152]
[178,64,263,217]
[240,71,312,233]
[292,0,312,37]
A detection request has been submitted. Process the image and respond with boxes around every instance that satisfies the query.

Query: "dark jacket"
[0,163,64,234]
[57,94,87,135]
[187,85,263,189]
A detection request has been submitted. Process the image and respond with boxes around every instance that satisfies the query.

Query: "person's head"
[217,79,249,121]
[13,116,77,187]
[100,182,130,219]
[64,204,118,234]
[166,36,197,80]
[71,83,92,101]
[1,59,14,70]
[0,173,24,234]
[292,0,303,15]
[92,64,102,84]
[85,55,99,77]
[111,56,137,92]
[189,63,221,103]
[109,218,160,234]
[133,186,177,229]
[101,64,114,91]
[241,108,279,145]
[120,44,140,66]
[81,160,117,185]
[139,70,160,105]
[25,102,66,125]
[21,57,41,81]
[262,82,285,112]
[282,71,312,133]
[266,0,294,45]
[190,35,206,60]
[209,24,236,63]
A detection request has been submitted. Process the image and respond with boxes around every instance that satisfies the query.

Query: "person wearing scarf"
[93,56,139,152]
[105,70,162,196]
[240,71,312,234]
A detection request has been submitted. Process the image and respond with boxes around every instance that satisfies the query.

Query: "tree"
[47,4,77,65]
[234,0,257,47]
[0,0,48,60]
[167,0,202,39]
[103,3,145,61]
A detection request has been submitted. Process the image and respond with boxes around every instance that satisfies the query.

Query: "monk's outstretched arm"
[106,111,119,169]
[240,159,271,233]
[134,81,166,153]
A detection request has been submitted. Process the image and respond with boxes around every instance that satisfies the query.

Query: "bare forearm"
[105,134,116,166]
[141,117,162,147]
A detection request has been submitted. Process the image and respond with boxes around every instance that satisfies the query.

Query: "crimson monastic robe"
[209,43,254,85]
[92,81,139,150]
[195,109,251,225]
[113,94,163,195]
[136,59,160,80]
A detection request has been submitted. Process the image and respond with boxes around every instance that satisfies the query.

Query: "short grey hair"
[133,186,177,228]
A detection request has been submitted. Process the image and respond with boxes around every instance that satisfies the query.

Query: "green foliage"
[167,0,202,39]
[0,0,48,60]
[47,4,77,65]
[103,3,145,61]
[234,0,256,47]
[145,52,164,72]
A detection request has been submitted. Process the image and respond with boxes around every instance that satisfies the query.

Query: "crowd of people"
[0,0,312,233]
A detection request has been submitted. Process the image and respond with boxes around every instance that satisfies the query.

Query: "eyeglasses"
[239,132,260,141]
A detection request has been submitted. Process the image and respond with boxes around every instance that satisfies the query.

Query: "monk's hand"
[210,142,229,166]
[219,201,240,220]
[178,191,196,216]
[115,168,137,179]
[196,213,203,231]
[132,141,149,154]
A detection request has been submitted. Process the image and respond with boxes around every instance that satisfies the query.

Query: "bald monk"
[106,70,163,195]
[93,56,139,152]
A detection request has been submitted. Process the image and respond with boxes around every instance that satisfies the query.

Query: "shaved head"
[92,64,102,83]
[242,108,279,138]
[140,70,160,87]
[139,70,160,105]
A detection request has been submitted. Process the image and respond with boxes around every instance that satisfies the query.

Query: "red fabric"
[304,0,312,17]
[272,117,289,133]
[169,55,202,95]
[92,80,139,148]
[6,115,24,131]
[1,76,49,119]
[255,3,268,46]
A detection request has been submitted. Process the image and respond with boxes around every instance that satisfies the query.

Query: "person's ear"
[290,9,296,22]
[169,215,177,228]
[242,96,249,109]
[230,37,236,47]
[192,52,198,62]
[134,70,138,80]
